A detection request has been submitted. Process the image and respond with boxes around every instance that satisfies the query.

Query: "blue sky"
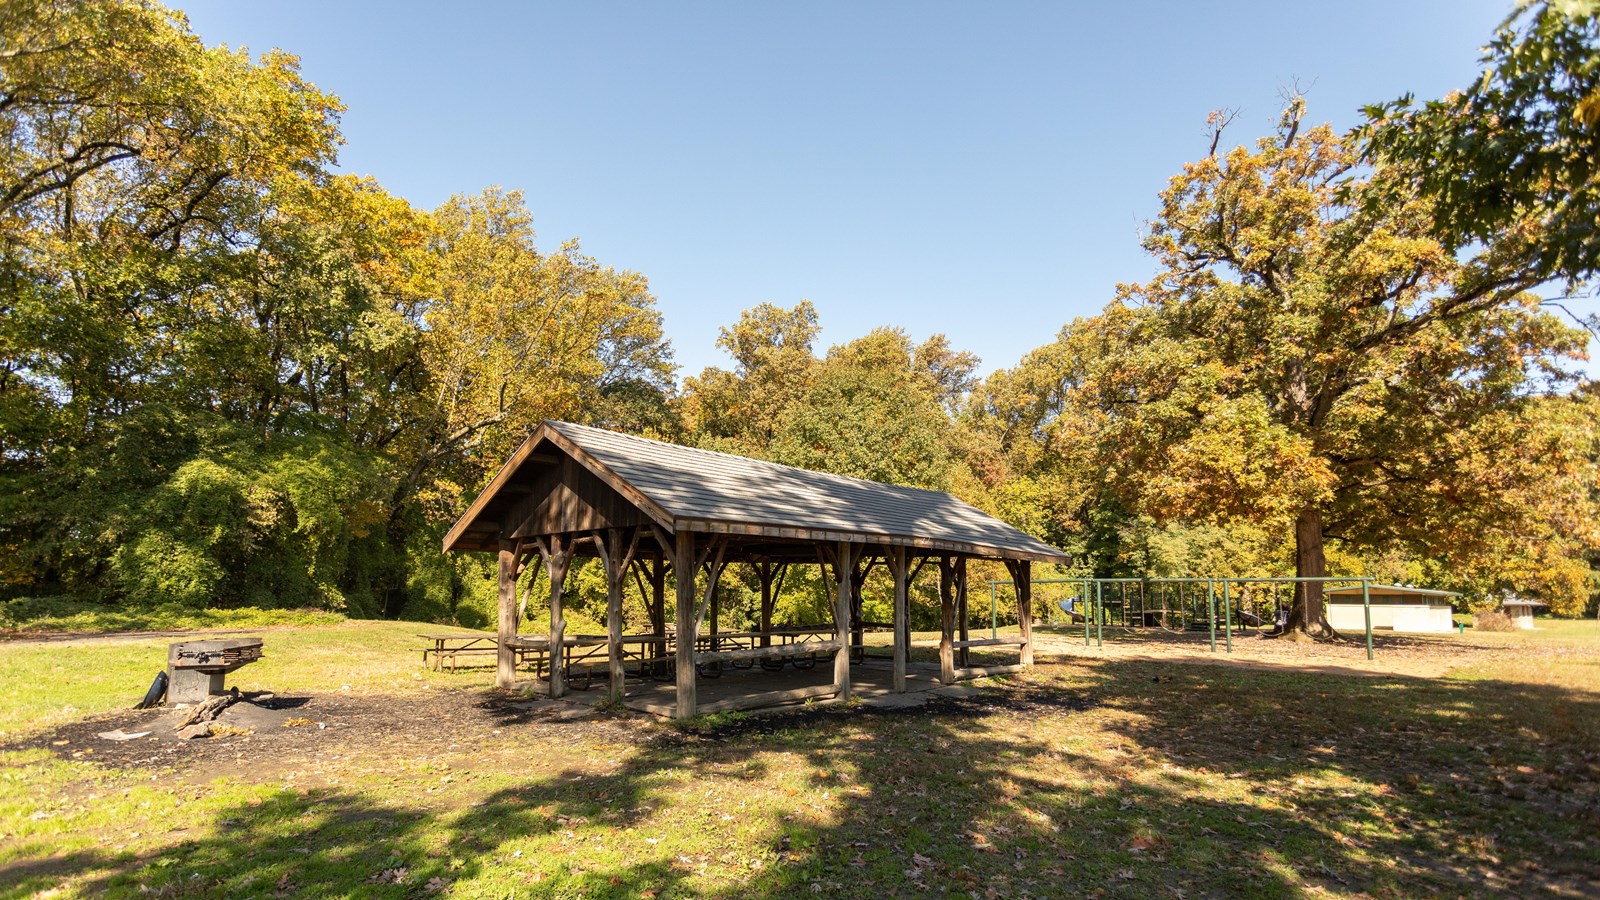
[177,1,1531,380]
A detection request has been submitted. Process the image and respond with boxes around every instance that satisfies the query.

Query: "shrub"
[1472,609,1516,632]
[0,597,344,633]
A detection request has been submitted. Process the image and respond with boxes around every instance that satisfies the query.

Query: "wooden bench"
[950,637,1027,650]
[946,636,1029,682]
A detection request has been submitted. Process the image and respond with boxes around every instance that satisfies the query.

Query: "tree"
[0,2,678,622]
[1028,107,1594,635]
[1358,1,1600,283]
[410,187,674,524]
[769,328,960,490]
[681,301,820,456]
[0,0,350,595]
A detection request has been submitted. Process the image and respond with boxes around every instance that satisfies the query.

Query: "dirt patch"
[3,687,657,781]
[663,688,1100,742]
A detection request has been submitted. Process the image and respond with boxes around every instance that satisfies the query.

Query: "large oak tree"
[1011,106,1594,632]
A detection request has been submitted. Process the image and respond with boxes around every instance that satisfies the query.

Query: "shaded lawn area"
[1,624,1597,898]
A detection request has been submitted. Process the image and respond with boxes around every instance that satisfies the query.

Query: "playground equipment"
[991,576,1379,659]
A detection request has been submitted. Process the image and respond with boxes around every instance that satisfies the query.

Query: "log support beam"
[890,545,909,693]
[594,528,640,703]
[956,557,971,668]
[1013,559,1034,666]
[939,556,956,685]
[674,529,696,719]
[537,535,577,699]
[496,540,519,689]
[833,542,858,701]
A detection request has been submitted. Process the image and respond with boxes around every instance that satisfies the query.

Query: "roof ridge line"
[549,420,972,502]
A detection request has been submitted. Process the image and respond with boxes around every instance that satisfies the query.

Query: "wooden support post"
[541,536,575,699]
[607,577,625,698]
[956,558,970,668]
[674,529,696,719]
[496,540,518,690]
[595,528,638,703]
[891,545,908,693]
[850,560,867,658]
[757,562,778,648]
[650,558,667,659]
[1016,560,1033,666]
[834,542,855,701]
[939,557,956,685]
[710,569,721,651]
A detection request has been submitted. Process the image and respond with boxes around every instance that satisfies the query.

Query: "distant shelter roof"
[1324,584,1460,600]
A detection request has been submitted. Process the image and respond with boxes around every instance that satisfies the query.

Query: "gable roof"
[443,420,1069,563]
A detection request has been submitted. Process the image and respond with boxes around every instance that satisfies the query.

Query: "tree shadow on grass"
[1087,659,1600,897]
[4,658,1598,898]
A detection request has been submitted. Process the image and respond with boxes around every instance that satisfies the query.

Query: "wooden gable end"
[504,452,652,539]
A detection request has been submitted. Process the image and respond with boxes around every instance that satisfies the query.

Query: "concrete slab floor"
[530,656,989,717]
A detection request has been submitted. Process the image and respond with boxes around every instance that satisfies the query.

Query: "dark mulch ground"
[4,687,653,776]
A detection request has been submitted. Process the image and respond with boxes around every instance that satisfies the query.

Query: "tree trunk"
[1287,505,1337,639]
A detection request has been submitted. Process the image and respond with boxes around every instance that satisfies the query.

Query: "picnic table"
[695,625,836,675]
[416,625,842,683]
[416,633,573,674]
[417,632,502,672]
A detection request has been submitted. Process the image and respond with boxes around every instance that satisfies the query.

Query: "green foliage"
[105,432,390,612]
[1359,1,1600,282]
[682,301,822,456]
[4,0,1596,629]
[0,2,676,620]
[770,330,956,490]
[972,107,1599,619]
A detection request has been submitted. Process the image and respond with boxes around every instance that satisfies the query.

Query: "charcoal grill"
[166,638,264,704]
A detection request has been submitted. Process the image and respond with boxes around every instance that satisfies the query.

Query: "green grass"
[0,620,488,738]
[1,620,1597,897]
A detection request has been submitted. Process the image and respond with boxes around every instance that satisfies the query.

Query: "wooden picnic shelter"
[442,421,1069,719]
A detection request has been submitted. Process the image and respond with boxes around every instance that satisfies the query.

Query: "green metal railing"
[989,576,1377,660]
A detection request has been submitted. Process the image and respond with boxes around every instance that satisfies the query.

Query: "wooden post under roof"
[833,541,855,701]
[496,540,518,690]
[539,536,576,699]
[607,558,625,700]
[850,558,869,659]
[1014,559,1034,666]
[674,529,696,719]
[938,556,956,685]
[756,561,781,648]
[709,566,721,652]
[891,545,908,693]
[956,558,970,668]
[596,528,638,702]
[649,557,667,660]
